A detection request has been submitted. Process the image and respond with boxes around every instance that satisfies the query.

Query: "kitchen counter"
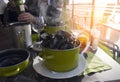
[0,47,120,82]
[82,47,120,82]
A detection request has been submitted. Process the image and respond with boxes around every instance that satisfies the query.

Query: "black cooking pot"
[0,49,30,77]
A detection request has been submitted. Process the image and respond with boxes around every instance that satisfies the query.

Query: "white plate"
[33,54,87,79]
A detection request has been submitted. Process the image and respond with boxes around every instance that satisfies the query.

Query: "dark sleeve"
[25,0,46,30]
[4,7,18,24]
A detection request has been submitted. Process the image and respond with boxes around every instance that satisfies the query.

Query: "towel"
[83,52,112,75]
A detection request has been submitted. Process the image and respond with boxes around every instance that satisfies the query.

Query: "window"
[66,0,120,49]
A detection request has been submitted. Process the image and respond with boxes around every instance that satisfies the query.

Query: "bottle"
[91,28,100,51]
[15,0,25,14]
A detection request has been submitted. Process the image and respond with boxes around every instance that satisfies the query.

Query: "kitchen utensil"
[10,22,32,48]
[33,54,86,79]
[39,42,80,72]
[0,49,30,77]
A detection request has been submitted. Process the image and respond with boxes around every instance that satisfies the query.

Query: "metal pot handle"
[38,48,54,60]
[30,41,43,52]
[42,54,54,60]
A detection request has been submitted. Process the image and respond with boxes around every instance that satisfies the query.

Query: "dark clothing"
[4,0,63,26]
[25,0,40,17]
[0,14,4,25]
[4,5,18,24]
[6,7,18,23]
[4,0,40,25]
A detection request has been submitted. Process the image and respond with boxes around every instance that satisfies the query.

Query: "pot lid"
[9,22,30,26]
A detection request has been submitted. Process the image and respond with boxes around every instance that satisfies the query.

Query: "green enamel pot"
[44,25,69,34]
[39,43,80,72]
[0,49,30,77]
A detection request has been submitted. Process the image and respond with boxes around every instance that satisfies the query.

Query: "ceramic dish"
[33,54,87,79]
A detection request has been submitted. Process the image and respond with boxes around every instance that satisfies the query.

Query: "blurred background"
[64,0,120,49]
[1,0,120,52]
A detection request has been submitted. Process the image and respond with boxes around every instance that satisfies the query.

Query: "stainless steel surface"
[10,22,32,48]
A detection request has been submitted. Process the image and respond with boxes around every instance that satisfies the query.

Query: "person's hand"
[18,12,37,23]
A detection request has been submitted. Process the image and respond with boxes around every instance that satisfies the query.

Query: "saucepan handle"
[42,54,54,60]
[39,48,54,60]
[30,41,42,52]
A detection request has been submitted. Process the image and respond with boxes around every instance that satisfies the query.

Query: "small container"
[77,31,89,50]
[10,22,32,48]
[91,29,100,50]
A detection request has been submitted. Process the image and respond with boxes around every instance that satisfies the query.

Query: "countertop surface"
[0,47,120,82]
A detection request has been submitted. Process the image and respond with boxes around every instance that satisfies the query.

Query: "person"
[0,0,7,27]
[4,0,63,31]
[0,0,13,50]
[4,0,19,24]
[0,0,63,50]
[18,0,63,27]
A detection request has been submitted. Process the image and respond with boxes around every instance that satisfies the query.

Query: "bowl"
[0,49,30,77]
